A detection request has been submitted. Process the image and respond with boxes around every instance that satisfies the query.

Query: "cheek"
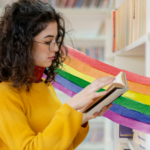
[33,45,49,63]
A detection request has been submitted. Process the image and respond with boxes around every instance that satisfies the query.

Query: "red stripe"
[63,45,150,86]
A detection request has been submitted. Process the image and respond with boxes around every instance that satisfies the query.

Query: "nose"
[51,42,59,52]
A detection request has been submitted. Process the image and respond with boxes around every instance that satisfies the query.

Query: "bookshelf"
[111,0,150,150]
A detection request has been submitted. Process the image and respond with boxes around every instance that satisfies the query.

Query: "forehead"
[36,21,58,38]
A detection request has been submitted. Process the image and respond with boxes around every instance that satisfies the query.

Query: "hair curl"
[0,0,71,92]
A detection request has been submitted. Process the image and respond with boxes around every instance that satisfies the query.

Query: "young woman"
[0,0,115,149]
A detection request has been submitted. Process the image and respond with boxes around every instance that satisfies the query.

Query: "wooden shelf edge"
[64,35,106,41]
[113,35,146,56]
[76,143,105,149]
[55,8,111,14]
[126,138,142,150]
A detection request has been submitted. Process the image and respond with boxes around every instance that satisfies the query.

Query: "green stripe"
[55,68,150,116]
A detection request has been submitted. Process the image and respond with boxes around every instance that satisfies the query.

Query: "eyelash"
[45,41,52,45]
[45,41,61,45]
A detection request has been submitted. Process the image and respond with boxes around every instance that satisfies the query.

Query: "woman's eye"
[45,41,52,45]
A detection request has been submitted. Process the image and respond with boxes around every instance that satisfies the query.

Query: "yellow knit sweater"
[0,79,89,150]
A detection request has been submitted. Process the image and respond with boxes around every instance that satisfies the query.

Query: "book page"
[106,72,125,92]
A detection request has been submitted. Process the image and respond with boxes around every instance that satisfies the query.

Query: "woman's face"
[32,21,59,67]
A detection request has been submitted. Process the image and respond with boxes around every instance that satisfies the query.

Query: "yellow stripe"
[61,64,150,105]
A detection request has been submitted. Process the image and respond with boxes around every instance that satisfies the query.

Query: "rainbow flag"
[42,45,150,134]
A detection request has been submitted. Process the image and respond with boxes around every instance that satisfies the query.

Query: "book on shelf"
[112,0,146,52]
[83,128,104,144]
[49,0,111,8]
[132,129,146,149]
[119,125,133,138]
[90,129,98,144]
[78,46,105,61]
[120,143,130,150]
[98,22,106,35]
[79,71,129,117]
[95,129,103,143]
[112,9,115,52]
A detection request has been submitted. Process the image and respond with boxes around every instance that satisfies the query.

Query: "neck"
[34,65,45,83]
[28,66,45,83]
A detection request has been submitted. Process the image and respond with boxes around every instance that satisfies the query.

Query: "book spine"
[112,10,115,52]
[113,0,146,52]
[90,129,98,143]
[144,0,146,35]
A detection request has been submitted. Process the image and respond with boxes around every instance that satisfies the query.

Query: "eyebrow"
[43,35,57,39]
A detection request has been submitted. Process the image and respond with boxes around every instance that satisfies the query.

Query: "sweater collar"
[27,65,45,83]
[34,65,45,83]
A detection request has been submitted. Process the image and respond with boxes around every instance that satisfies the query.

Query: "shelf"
[64,35,106,41]
[89,118,104,123]
[64,35,106,47]
[55,8,111,14]
[126,138,143,150]
[113,35,146,56]
[76,143,105,150]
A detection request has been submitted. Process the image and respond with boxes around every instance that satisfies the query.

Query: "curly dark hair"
[0,0,71,92]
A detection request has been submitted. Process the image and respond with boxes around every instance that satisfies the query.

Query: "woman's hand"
[66,76,115,110]
[81,103,113,126]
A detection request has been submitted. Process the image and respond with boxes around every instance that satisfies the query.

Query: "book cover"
[76,0,84,8]
[119,125,133,138]
[100,47,104,62]
[72,0,78,8]
[85,48,90,56]
[89,47,93,58]
[98,0,104,8]
[133,0,138,42]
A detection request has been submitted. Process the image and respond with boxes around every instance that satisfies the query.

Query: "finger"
[96,76,115,82]
[91,77,115,93]
[91,91,107,100]
[96,104,113,117]
[106,103,113,111]
[97,106,107,116]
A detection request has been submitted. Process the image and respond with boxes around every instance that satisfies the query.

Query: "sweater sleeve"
[73,121,89,149]
[0,89,84,150]
[49,83,90,149]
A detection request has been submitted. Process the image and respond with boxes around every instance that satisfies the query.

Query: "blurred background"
[0,0,149,150]
[0,0,115,150]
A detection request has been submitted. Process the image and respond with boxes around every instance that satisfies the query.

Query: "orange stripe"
[64,57,150,96]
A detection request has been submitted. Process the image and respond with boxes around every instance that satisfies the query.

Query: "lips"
[48,57,55,60]
[49,56,55,58]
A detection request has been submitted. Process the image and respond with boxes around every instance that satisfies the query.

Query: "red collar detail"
[27,66,45,83]
[34,66,45,83]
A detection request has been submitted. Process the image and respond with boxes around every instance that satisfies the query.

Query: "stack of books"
[49,0,112,8]
[112,0,146,52]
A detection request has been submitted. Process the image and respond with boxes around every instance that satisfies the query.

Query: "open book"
[79,72,129,117]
